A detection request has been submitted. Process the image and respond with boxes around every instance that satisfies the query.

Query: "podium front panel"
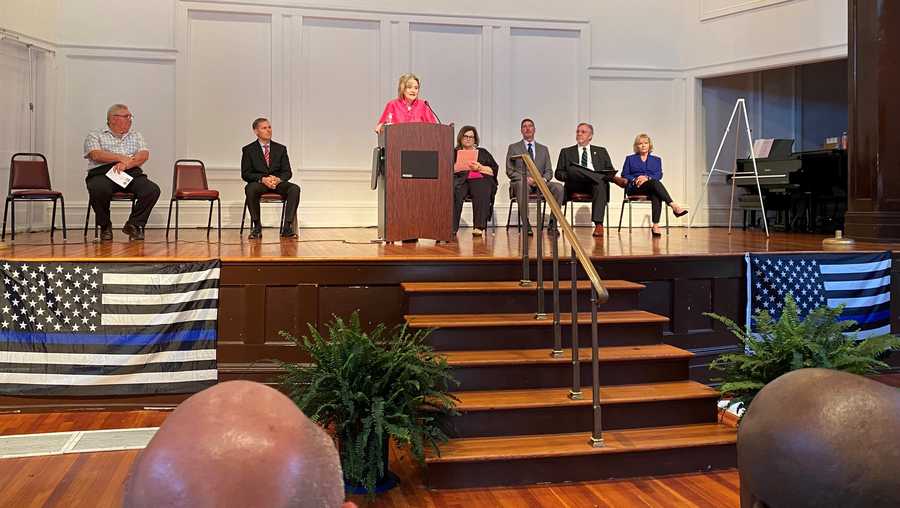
[380,123,454,241]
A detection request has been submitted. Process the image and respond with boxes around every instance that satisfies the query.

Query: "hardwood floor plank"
[442,344,692,366]
[406,310,669,328]
[453,381,718,411]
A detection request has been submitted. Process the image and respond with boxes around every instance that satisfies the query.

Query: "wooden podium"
[374,123,454,241]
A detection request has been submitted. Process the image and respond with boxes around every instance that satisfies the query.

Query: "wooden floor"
[0,410,740,507]
[0,226,894,261]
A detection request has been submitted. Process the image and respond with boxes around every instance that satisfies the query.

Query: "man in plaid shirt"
[84,104,161,241]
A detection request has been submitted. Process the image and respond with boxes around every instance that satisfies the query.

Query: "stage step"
[425,423,737,489]
[449,381,720,437]
[404,280,644,313]
[410,311,670,350]
[443,345,693,390]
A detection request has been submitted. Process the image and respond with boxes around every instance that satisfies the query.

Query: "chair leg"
[628,201,633,230]
[618,199,626,231]
[1,198,9,241]
[174,200,180,240]
[84,201,91,237]
[506,198,515,229]
[59,196,67,240]
[240,200,247,234]
[280,201,287,230]
[206,200,214,239]
[216,199,222,241]
[10,199,15,241]
[166,199,174,239]
[665,207,670,230]
[51,199,58,240]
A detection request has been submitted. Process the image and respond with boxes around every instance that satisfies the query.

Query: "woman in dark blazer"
[453,125,498,236]
[622,133,688,236]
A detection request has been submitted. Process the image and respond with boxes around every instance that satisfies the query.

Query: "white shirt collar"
[258,139,270,149]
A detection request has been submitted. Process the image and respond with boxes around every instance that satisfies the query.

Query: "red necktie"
[263,144,270,166]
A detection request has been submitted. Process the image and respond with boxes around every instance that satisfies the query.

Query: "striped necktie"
[263,144,270,166]
[581,147,588,167]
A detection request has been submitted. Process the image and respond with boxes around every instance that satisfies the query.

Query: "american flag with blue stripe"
[0,260,218,396]
[746,252,893,339]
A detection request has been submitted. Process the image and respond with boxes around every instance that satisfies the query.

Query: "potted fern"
[279,311,457,495]
[706,294,900,418]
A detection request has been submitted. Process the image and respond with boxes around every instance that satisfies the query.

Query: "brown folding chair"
[618,187,669,231]
[166,159,221,240]
[2,153,67,240]
[563,190,609,227]
[240,193,290,233]
[84,192,136,238]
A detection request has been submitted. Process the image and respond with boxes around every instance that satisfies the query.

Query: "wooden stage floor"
[0,410,741,508]
[0,226,894,261]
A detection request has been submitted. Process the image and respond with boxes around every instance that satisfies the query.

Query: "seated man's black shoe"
[99,224,114,242]
[280,223,297,238]
[122,222,145,241]
[248,225,262,240]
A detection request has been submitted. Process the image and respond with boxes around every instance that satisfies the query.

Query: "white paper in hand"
[106,168,133,188]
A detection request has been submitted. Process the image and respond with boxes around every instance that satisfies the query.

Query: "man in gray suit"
[505,118,564,231]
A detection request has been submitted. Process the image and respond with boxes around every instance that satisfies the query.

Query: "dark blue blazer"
[622,153,662,191]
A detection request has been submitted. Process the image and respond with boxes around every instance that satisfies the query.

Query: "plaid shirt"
[83,128,149,170]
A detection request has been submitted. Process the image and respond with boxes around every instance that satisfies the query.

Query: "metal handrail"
[511,153,608,447]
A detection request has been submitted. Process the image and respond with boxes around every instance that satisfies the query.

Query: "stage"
[2,226,894,261]
[0,226,897,410]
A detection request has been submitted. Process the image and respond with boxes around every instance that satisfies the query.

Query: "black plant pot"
[343,435,399,495]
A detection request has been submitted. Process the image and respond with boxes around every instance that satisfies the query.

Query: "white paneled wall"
[0,0,849,230]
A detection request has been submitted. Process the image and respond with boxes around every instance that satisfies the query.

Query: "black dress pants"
[627,179,673,223]
[563,166,611,225]
[244,181,301,227]
[85,164,160,228]
[454,177,494,230]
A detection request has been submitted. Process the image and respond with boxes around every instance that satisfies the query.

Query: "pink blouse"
[377,98,438,125]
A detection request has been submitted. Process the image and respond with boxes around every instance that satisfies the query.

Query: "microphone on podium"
[424,100,442,124]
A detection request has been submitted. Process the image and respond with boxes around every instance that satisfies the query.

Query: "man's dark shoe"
[248,225,262,240]
[99,224,113,242]
[280,223,297,238]
[123,223,145,241]
[122,222,144,241]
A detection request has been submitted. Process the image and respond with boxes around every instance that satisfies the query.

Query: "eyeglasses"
[462,134,475,139]
[112,114,134,120]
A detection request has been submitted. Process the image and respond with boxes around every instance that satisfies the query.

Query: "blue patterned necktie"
[580,147,588,167]
[527,143,534,160]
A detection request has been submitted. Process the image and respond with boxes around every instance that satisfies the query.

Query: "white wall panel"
[186,11,271,168]
[58,0,174,49]
[590,77,685,219]
[409,23,483,131]
[508,28,579,164]
[299,17,380,169]
[0,41,30,166]
[61,56,176,204]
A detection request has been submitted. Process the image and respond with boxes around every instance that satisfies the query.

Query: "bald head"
[124,381,348,508]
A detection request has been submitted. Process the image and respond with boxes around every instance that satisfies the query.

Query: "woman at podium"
[374,73,438,134]
[622,133,688,237]
[453,126,498,237]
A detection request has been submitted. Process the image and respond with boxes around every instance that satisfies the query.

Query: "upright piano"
[726,140,847,232]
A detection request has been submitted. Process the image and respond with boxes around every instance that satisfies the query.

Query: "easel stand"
[688,98,769,237]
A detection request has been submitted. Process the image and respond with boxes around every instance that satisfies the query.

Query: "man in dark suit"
[555,122,627,237]
[506,118,564,233]
[241,118,301,239]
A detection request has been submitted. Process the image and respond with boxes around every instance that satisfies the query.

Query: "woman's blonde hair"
[397,73,421,99]
[632,133,653,154]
